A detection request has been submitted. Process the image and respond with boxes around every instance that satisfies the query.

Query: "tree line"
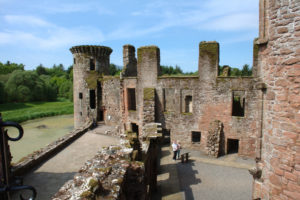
[160,64,252,76]
[0,61,123,104]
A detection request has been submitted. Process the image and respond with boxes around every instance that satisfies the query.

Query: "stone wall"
[102,77,122,129]
[115,42,262,158]
[252,0,300,199]
[53,129,161,200]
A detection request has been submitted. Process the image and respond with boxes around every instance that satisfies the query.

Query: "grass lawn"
[0,99,73,123]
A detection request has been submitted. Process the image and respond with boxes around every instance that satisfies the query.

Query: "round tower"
[70,45,112,129]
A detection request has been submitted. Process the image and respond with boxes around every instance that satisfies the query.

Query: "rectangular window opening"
[232,92,245,117]
[185,95,193,113]
[79,93,83,99]
[90,90,96,109]
[192,131,201,143]
[74,58,76,64]
[90,58,95,70]
[227,139,239,154]
[127,88,136,111]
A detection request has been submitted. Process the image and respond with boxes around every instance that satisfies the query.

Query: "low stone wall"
[53,126,161,200]
[12,121,93,176]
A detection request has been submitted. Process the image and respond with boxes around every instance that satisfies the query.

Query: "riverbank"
[0,99,73,123]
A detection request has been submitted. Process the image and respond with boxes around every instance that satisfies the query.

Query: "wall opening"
[232,92,245,117]
[90,58,95,70]
[73,58,76,64]
[79,93,83,99]
[227,139,239,154]
[98,110,104,121]
[127,88,136,111]
[185,95,193,113]
[162,129,170,144]
[131,123,139,135]
[192,131,201,143]
[90,90,96,109]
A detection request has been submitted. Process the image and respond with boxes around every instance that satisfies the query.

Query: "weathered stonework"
[252,0,300,199]
[206,120,223,158]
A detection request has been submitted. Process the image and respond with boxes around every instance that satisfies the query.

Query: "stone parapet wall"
[54,128,161,200]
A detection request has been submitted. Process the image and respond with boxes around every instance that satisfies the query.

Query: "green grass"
[0,99,73,123]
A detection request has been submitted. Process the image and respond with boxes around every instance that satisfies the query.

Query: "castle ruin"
[70,0,300,199]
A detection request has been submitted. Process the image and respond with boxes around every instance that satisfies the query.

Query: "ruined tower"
[70,45,112,129]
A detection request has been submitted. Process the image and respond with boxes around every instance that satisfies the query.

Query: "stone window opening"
[90,90,96,109]
[79,93,83,99]
[127,88,136,111]
[227,139,239,154]
[185,95,193,113]
[90,58,95,70]
[131,123,139,135]
[232,93,245,117]
[192,131,201,143]
[73,58,76,64]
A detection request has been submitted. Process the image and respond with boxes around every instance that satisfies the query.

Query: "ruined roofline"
[70,45,112,56]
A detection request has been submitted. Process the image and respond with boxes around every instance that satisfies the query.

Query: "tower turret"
[70,45,112,128]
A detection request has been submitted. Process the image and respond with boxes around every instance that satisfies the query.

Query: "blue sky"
[0,0,259,72]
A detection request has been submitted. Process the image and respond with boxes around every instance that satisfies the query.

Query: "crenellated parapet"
[70,45,112,57]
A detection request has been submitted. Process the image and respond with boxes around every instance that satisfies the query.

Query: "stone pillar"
[70,45,112,129]
[122,44,137,77]
[137,46,160,88]
[198,41,219,87]
[136,46,160,131]
[252,1,300,199]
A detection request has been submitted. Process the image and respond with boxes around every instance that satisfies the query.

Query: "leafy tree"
[109,64,122,76]
[36,64,48,75]
[0,82,6,103]
[5,70,48,102]
[40,75,57,101]
[0,61,24,74]
[241,64,252,76]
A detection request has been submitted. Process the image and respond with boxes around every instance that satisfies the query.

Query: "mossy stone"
[143,88,155,101]
[199,41,219,66]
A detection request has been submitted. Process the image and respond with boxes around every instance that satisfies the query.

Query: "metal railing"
[0,114,36,200]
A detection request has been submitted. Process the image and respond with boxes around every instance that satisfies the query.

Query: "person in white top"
[172,140,178,161]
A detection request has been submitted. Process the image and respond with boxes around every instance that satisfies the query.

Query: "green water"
[6,115,74,163]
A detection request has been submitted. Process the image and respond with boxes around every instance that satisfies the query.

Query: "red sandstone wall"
[253,0,300,199]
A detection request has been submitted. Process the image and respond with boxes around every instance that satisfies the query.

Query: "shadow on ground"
[11,171,76,200]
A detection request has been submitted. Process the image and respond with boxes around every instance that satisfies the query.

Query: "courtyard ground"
[154,145,255,200]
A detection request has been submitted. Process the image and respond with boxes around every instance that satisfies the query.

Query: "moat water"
[7,115,74,163]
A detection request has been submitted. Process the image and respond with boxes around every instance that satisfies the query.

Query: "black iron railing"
[0,114,36,200]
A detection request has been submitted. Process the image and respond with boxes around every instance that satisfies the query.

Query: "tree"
[5,70,48,102]
[241,64,252,76]
[109,64,121,76]
[36,64,48,75]
[0,61,24,74]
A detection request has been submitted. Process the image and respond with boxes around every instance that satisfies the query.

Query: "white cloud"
[0,14,105,49]
[201,13,258,31]
[35,1,114,15]
[4,15,53,27]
